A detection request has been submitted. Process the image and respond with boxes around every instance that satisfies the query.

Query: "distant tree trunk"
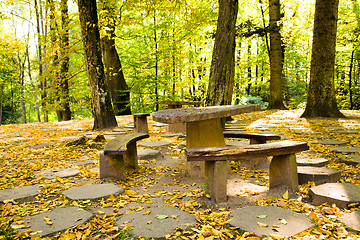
[154,12,159,111]
[58,0,72,121]
[77,0,117,129]
[34,0,48,122]
[349,49,354,109]
[16,53,27,123]
[26,45,41,122]
[99,0,131,116]
[0,86,3,125]
[206,0,238,106]
[301,0,344,118]
[268,0,286,109]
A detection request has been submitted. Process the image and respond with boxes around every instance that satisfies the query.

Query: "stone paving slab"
[116,207,196,238]
[36,168,80,179]
[230,206,312,238]
[309,183,360,208]
[328,146,360,154]
[338,210,360,232]
[29,142,53,149]
[297,166,341,185]
[63,183,124,201]
[296,155,328,167]
[139,140,171,148]
[72,159,97,166]
[12,206,93,237]
[227,179,268,197]
[138,149,160,160]
[311,139,349,145]
[340,154,360,166]
[0,185,40,203]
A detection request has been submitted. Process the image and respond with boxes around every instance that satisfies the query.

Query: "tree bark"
[206,0,238,106]
[301,0,344,118]
[268,0,286,109]
[77,0,117,129]
[100,0,131,116]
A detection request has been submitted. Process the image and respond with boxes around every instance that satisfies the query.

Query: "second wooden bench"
[186,140,309,202]
[100,132,149,181]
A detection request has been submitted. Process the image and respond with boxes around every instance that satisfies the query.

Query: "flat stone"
[139,140,171,148]
[59,136,79,141]
[29,142,52,149]
[297,166,341,185]
[36,168,80,179]
[0,185,40,203]
[340,155,360,166]
[230,206,312,238]
[332,130,359,135]
[12,207,93,237]
[227,179,268,196]
[309,183,360,208]
[328,146,360,154]
[338,210,360,232]
[37,127,58,132]
[137,149,160,160]
[63,183,124,201]
[160,133,183,138]
[73,159,97,166]
[152,123,168,127]
[296,155,328,167]
[116,207,196,238]
[311,139,349,145]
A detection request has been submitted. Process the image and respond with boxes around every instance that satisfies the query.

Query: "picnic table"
[154,100,201,109]
[154,101,202,133]
[152,104,261,177]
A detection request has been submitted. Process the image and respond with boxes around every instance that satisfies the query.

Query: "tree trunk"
[206,0,238,106]
[349,49,354,110]
[77,0,117,129]
[268,0,286,109]
[17,53,27,123]
[59,0,72,121]
[26,45,41,122]
[301,0,344,118]
[0,86,2,125]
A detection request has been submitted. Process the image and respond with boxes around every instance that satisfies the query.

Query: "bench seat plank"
[223,132,281,141]
[186,140,309,161]
[104,133,149,155]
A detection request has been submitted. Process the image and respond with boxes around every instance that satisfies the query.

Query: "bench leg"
[135,117,149,133]
[124,142,139,171]
[168,123,186,134]
[269,154,298,192]
[99,152,126,181]
[205,161,228,202]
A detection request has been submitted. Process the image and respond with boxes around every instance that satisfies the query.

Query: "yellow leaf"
[123,224,134,231]
[143,210,152,215]
[280,219,287,225]
[282,190,289,200]
[312,230,322,235]
[102,203,113,208]
[205,194,211,199]
[257,222,268,227]
[171,215,178,219]
[270,234,284,239]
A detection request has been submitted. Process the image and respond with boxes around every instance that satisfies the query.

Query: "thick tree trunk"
[78,0,117,129]
[59,0,72,121]
[268,0,286,109]
[206,0,238,106]
[301,0,344,118]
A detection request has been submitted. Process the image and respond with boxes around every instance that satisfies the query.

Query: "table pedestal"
[186,118,226,178]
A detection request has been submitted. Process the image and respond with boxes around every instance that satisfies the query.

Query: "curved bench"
[223,132,281,144]
[186,140,309,202]
[100,132,149,181]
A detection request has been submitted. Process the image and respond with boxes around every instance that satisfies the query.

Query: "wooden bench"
[186,140,309,202]
[133,113,150,133]
[224,132,281,144]
[100,132,149,181]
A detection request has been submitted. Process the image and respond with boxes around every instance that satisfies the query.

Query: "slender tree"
[206,0,238,106]
[99,0,131,116]
[301,0,344,118]
[77,0,117,129]
[267,0,286,109]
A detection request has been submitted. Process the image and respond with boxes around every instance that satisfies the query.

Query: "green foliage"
[236,95,268,109]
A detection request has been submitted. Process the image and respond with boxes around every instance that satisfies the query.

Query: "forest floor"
[1,109,360,239]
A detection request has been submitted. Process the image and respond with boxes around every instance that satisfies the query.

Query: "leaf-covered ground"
[1,110,360,239]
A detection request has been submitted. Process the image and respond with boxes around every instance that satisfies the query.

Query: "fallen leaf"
[257,222,268,227]
[156,214,168,220]
[257,215,267,219]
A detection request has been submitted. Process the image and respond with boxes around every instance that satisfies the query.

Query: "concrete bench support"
[100,133,149,181]
[186,140,308,202]
[133,113,150,133]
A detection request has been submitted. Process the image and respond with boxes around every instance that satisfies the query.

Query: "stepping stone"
[296,155,328,167]
[12,206,93,237]
[36,168,80,179]
[37,127,58,132]
[227,179,268,197]
[311,139,349,145]
[332,130,359,135]
[153,123,167,127]
[73,159,97,166]
[338,210,360,232]
[63,183,124,201]
[297,166,341,185]
[230,206,312,238]
[116,207,196,238]
[309,183,360,208]
[340,155,360,166]
[160,133,183,138]
[138,149,160,160]
[29,142,52,149]
[59,136,79,141]
[328,146,360,154]
[139,140,171,148]
[0,185,40,203]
